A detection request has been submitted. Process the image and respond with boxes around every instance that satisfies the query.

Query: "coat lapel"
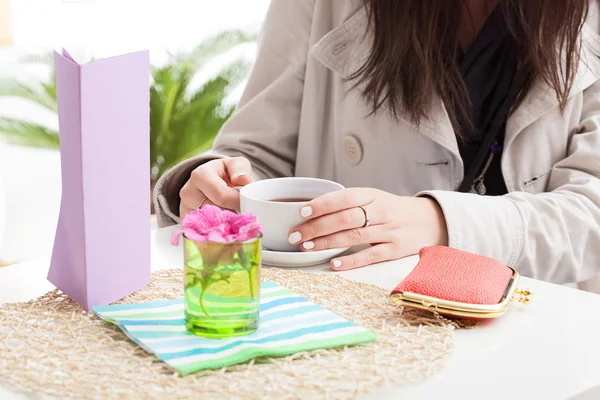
[505,24,600,151]
[310,6,460,158]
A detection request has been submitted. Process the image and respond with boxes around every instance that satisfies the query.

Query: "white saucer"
[262,247,350,268]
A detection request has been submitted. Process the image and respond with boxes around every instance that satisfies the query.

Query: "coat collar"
[310,6,458,156]
[311,7,600,156]
[505,24,600,150]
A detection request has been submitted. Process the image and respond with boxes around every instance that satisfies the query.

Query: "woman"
[155,0,600,285]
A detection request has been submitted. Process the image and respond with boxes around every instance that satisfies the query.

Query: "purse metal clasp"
[512,289,533,304]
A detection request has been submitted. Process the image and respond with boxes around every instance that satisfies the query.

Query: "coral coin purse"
[391,246,531,319]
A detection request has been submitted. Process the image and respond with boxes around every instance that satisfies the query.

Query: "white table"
[2,226,600,400]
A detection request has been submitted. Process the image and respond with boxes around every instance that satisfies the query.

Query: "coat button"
[341,135,363,165]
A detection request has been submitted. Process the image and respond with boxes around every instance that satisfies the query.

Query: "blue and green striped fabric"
[93,282,377,375]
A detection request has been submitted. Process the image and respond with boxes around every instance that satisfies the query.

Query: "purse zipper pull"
[512,289,533,304]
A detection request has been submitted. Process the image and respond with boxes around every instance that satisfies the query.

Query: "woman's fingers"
[300,188,376,219]
[179,186,215,221]
[189,160,243,211]
[199,176,241,211]
[297,225,387,251]
[180,158,252,217]
[330,244,399,271]
[289,207,377,246]
[179,180,206,219]
[224,157,253,187]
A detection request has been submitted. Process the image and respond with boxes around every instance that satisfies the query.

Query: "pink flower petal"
[206,231,227,243]
[173,205,263,245]
[170,230,184,246]
[183,228,207,242]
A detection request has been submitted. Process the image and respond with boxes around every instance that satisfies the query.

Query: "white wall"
[10,0,270,60]
[0,143,61,263]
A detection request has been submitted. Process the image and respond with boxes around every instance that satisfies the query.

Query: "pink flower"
[171,205,262,245]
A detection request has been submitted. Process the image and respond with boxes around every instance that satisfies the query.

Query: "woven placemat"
[0,268,457,400]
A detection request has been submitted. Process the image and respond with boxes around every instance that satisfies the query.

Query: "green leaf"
[0,118,59,149]
[150,57,251,180]
[215,266,236,282]
[0,79,57,113]
[186,254,204,270]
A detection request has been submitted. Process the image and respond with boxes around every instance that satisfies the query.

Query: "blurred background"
[0,0,270,265]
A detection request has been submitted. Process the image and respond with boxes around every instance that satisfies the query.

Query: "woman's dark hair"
[351,0,590,132]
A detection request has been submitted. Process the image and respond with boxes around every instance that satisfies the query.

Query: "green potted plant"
[0,29,256,203]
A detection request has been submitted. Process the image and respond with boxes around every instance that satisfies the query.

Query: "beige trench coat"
[155,0,600,285]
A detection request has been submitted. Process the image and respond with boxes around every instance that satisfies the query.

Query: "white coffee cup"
[239,177,345,252]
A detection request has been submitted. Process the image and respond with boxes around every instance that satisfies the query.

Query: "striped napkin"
[93,282,377,375]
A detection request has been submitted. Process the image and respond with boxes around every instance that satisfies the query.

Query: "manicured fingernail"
[288,231,302,244]
[303,241,315,250]
[300,206,313,218]
[332,259,342,269]
[233,173,248,179]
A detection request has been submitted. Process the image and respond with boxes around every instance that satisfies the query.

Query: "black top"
[455,6,519,196]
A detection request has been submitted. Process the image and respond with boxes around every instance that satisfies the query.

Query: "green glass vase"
[183,236,261,338]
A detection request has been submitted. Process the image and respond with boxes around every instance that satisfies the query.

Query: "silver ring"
[197,197,209,210]
[358,205,370,228]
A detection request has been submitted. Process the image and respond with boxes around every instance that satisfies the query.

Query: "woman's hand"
[288,188,448,271]
[179,157,252,220]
